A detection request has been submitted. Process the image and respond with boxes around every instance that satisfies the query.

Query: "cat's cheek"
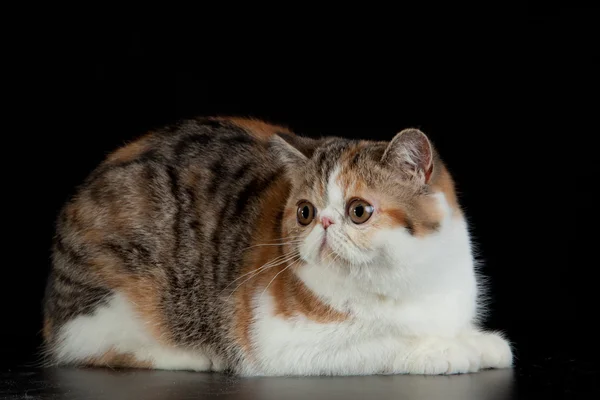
[341,229,379,264]
[343,227,366,250]
[371,228,401,249]
[371,227,421,265]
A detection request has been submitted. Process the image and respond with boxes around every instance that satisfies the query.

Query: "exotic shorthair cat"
[42,117,513,376]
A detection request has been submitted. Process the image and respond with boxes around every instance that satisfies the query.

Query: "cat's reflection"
[44,367,515,400]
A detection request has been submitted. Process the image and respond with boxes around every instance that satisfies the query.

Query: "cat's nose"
[321,217,334,229]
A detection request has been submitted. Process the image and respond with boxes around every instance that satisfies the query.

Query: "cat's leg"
[460,329,514,370]
[391,331,512,375]
[239,334,403,376]
[244,334,512,376]
[51,292,222,372]
[243,321,512,376]
[391,336,482,375]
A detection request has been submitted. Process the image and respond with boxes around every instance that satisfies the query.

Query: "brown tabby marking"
[87,348,153,369]
[63,194,167,343]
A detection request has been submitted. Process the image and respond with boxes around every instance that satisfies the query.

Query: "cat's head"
[271,129,462,273]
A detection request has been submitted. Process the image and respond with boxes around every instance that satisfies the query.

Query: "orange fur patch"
[43,317,53,342]
[87,347,153,369]
[379,204,440,237]
[270,267,347,323]
[430,162,462,216]
[383,208,407,227]
[341,142,366,166]
[220,117,293,140]
[121,274,169,342]
[234,174,291,353]
[106,134,153,164]
[90,255,170,344]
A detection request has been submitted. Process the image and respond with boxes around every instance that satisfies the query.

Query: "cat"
[42,116,513,376]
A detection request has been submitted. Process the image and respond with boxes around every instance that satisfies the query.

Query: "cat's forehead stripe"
[313,140,351,182]
[326,166,344,209]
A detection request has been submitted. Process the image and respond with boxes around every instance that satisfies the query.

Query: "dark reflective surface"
[1,367,515,400]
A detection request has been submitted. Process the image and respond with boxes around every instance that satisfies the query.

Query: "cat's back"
[102,116,290,179]
[61,116,294,225]
[52,117,292,252]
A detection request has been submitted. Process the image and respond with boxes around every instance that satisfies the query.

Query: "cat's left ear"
[270,133,311,178]
[381,128,434,184]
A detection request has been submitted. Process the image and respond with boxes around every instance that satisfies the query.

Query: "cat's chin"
[302,250,347,268]
[314,249,377,269]
[299,228,380,268]
[319,251,342,266]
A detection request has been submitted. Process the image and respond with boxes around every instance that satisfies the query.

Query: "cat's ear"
[381,128,434,184]
[270,133,310,174]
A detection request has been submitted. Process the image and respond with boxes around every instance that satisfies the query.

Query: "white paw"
[463,331,513,370]
[394,337,481,375]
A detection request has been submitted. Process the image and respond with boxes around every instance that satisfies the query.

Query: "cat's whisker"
[259,256,302,301]
[259,251,301,269]
[218,249,301,295]
[258,235,302,242]
[222,251,301,299]
[227,254,301,302]
[245,235,303,244]
[240,235,303,249]
[328,251,341,269]
[220,263,284,300]
[330,233,372,266]
[241,240,304,252]
[344,234,364,251]
[336,234,370,265]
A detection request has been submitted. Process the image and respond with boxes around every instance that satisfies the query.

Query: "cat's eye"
[347,199,374,224]
[297,201,316,225]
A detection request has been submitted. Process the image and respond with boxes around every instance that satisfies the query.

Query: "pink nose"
[321,217,334,229]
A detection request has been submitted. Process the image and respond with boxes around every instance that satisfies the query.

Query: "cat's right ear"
[270,134,310,174]
[381,128,434,184]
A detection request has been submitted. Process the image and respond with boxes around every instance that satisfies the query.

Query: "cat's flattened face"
[278,134,450,268]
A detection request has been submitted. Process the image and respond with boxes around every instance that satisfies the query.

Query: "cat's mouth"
[318,235,341,263]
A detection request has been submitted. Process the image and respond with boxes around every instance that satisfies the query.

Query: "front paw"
[393,337,481,375]
[463,331,513,370]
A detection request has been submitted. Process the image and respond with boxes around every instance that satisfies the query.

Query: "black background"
[3,4,599,396]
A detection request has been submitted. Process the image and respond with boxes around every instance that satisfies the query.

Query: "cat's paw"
[393,337,481,375]
[463,331,513,370]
